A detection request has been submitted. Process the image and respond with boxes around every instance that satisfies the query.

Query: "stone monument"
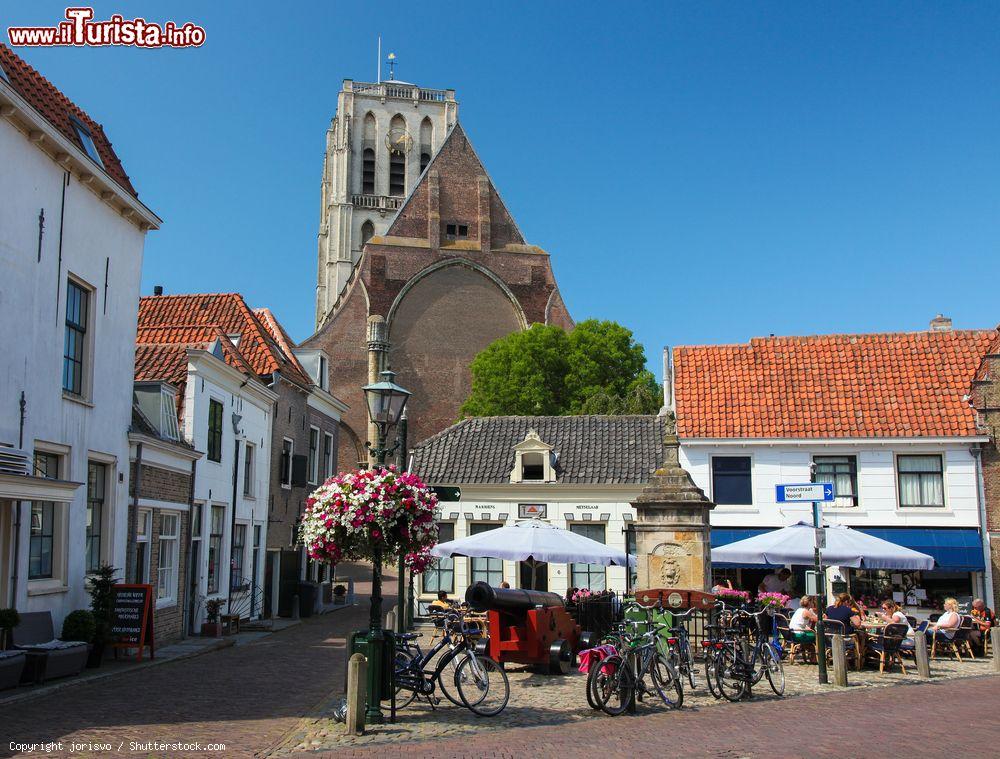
[632,416,715,591]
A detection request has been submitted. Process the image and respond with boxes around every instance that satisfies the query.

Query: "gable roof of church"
[384,121,527,245]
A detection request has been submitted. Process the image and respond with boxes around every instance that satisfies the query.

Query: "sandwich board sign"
[775,483,835,503]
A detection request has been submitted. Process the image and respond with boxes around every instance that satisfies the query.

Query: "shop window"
[423,523,455,593]
[570,523,606,591]
[469,523,503,586]
[711,456,752,505]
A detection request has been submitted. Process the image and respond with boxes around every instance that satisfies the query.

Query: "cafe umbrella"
[710,521,935,570]
[430,519,636,567]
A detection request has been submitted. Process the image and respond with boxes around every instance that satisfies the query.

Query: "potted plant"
[87,564,119,667]
[202,598,225,637]
[332,584,347,605]
[0,608,20,651]
[714,587,751,607]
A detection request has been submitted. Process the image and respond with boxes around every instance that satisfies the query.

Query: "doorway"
[519,559,548,591]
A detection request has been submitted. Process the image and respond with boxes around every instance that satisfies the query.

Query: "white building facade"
[409,417,668,612]
[314,78,458,325]
[0,46,159,629]
[669,327,995,607]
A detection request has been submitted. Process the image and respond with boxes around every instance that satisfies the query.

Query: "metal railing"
[228,575,264,620]
[350,82,452,102]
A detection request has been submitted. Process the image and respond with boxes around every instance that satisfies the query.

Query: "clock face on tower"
[385,127,413,155]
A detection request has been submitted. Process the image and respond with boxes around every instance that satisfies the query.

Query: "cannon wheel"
[579,631,597,651]
[548,639,573,675]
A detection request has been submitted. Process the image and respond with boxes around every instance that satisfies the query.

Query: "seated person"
[825,593,863,632]
[759,568,792,595]
[712,579,734,593]
[878,599,912,633]
[969,598,996,652]
[499,581,511,589]
[429,590,452,612]
[790,595,818,660]
[920,597,962,642]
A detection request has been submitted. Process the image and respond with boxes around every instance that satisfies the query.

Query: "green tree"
[461,320,662,417]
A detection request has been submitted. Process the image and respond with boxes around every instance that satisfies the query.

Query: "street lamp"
[360,370,411,724]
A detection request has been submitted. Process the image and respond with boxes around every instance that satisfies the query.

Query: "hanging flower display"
[714,587,751,605]
[756,591,791,610]
[299,466,439,572]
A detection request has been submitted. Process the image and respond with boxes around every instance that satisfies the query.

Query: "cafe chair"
[821,619,861,670]
[775,613,814,665]
[866,623,909,674]
[956,616,976,659]
[929,626,963,662]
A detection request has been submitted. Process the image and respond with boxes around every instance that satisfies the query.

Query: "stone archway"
[387,261,524,446]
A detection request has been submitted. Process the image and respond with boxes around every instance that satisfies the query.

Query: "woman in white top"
[788,596,818,663]
[923,597,962,642]
[878,600,912,635]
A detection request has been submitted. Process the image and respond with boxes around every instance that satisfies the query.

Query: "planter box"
[201,622,222,638]
[0,651,26,690]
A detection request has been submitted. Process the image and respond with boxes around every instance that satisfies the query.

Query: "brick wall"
[970,348,1000,610]
[146,509,189,644]
[268,378,340,551]
[302,122,572,456]
[129,462,192,503]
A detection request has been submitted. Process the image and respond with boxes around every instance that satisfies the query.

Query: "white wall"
[679,442,981,529]
[0,117,148,628]
[181,355,273,623]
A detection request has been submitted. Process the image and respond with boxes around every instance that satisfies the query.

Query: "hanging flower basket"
[299,467,439,572]
[714,587,751,606]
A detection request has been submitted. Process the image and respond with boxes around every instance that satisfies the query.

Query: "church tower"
[315,78,459,327]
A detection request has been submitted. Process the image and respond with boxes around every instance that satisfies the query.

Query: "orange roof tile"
[136,293,312,388]
[673,329,998,439]
[0,43,137,196]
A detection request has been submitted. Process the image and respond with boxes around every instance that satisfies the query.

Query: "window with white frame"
[469,523,503,586]
[813,455,858,508]
[30,450,65,582]
[157,512,179,603]
[323,432,334,481]
[69,115,105,167]
[423,523,455,593]
[207,505,224,593]
[232,524,247,588]
[86,461,106,573]
[570,523,607,591]
[897,455,945,508]
[318,355,328,391]
[281,438,293,488]
[135,509,151,583]
[308,427,320,484]
[711,456,752,505]
[243,442,255,497]
[63,278,91,397]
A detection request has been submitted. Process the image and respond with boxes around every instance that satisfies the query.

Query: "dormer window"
[134,382,180,441]
[69,116,104,168]
[510,429,556,484]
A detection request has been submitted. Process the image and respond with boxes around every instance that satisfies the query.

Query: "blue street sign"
[776,483,835,503]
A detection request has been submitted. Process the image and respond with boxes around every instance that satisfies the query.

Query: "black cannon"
[464,582,590,674]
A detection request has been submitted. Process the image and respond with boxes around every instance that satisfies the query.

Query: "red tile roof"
[673,329,998,439]
[135,293,313,389]
[254,307,309,379]
[0,43,137,196]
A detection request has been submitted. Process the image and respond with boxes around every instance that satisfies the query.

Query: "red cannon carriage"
[465,582,594,674]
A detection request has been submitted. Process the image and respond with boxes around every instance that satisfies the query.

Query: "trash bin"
[298,581,318,618]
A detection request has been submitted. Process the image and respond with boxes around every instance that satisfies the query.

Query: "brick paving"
[1,582,387,759]
[302,674,1000,758]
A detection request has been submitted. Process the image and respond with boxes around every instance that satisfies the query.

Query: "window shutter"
[291,454,309,487]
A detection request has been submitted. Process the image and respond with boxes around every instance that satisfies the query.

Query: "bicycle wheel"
[455,655,510,717]
[586,657,609,710]
[651,654,683,709]
[713,647,748,702]
[763,643,785,696]
[393,649,418,710]
[436,649,468,707]
[595,655,634,716]
[705,651,722,699]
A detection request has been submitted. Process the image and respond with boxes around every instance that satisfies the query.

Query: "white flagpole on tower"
[377,36,382,83]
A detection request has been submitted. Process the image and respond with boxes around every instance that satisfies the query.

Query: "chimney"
[153,285,164,296]
[929,314,952,332]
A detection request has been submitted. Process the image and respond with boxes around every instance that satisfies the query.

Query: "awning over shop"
[856,528,985,572]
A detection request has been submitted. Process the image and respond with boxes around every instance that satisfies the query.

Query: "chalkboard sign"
[111,583,155,661]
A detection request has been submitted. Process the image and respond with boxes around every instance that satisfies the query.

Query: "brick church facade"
[303,119,572,467]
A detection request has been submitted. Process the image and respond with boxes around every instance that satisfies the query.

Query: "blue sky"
[7,2,1000,377]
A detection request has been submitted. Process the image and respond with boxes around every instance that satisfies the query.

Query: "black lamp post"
[361,370,411,724]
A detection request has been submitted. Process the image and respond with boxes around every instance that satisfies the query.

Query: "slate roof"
[673,329,998,440]
[410,415,669,485]
[0,43,137,196]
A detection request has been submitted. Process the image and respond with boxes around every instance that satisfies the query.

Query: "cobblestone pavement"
[270,648,998,755]
[1,580,388,759]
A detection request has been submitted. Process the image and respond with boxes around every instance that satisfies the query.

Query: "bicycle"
[711,608,785,701]
[663,606,700,692]
[393,608,510,716]
[592,620,681,715]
